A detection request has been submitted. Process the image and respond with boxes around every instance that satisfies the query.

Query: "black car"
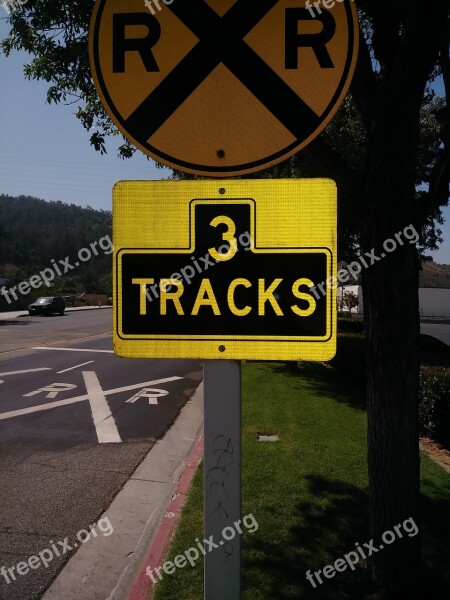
[28,296,65,316]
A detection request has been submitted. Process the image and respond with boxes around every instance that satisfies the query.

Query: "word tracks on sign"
[89,0,359,177]
[113,179,337,360]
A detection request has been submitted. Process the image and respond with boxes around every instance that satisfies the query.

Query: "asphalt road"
[420,323,450,346]
[0,308,114,354]
[0,310,202,600]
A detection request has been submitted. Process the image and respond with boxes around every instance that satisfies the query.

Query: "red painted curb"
[127,431,204,600]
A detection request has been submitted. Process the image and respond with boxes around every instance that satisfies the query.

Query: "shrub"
[419,367,450,445]
[338,317,365,334]
[337,310,352,318]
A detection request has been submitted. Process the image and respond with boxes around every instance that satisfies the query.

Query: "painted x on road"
[0,374,183,443]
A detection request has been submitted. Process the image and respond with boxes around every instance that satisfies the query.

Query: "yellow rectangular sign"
[113,179,336,360]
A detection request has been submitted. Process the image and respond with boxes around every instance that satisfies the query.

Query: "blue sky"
[0,16,449,263]
[0,17,170,213]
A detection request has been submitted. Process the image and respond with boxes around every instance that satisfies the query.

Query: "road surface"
[420,323,450,346]
[0,310,202,600]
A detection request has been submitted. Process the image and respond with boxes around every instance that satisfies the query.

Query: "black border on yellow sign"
[115,198,333,343]
[112,179,337,360]
[116,249,333,343]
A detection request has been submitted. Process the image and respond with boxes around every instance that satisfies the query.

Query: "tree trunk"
[360,4,449,593]
[363,58,422,599]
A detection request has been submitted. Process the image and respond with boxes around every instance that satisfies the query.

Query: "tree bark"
[363,91,422,593]
[361,3,448,595]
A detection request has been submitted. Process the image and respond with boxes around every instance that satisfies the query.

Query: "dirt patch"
[420,437,450,473]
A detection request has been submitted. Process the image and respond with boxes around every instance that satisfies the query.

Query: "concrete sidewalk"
[42,381,204,600]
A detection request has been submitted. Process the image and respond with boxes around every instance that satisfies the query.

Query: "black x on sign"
[89,0,358,176]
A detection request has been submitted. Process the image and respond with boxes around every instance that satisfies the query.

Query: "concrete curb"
[127,432,204,600]
[42,381,204,600]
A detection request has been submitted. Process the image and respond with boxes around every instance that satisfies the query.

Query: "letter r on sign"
[113,13,161,72]
[285,8,336,69]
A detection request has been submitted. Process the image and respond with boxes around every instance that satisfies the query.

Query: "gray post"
[203,360,241,600]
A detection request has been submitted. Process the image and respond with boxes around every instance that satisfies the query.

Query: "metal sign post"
[90,1,353,592]
[204,360,241,599]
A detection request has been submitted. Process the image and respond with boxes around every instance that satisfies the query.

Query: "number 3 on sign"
[208,216,238,262]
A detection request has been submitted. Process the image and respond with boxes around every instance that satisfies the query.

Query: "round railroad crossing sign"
[89,0,359,176]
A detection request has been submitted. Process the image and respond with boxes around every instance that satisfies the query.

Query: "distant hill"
[0,194,112,305]
[419,261,450,288]
[0,194,111,267]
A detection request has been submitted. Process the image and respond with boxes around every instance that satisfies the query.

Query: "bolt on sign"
[113,180,337,360]
[89,0,359,176]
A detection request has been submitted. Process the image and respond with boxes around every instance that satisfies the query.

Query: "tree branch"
[296,136,361,194]
[350,30,377,129]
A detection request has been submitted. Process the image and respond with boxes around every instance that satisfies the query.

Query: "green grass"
[154,362,450,600]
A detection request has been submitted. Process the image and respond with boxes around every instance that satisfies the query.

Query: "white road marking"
[0,376,183,421]
[126,388,169,405]
[57,361,94,374]
[0,367,52,376]
[33,347,113,353]
[24,383,77,398]
[82,371,121,444]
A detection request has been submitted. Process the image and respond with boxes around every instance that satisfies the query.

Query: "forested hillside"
[0,194,112,306]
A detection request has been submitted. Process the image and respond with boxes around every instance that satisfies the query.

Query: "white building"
[338,285,363,314]
[419,288,450,317]
[338,285,450,318]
